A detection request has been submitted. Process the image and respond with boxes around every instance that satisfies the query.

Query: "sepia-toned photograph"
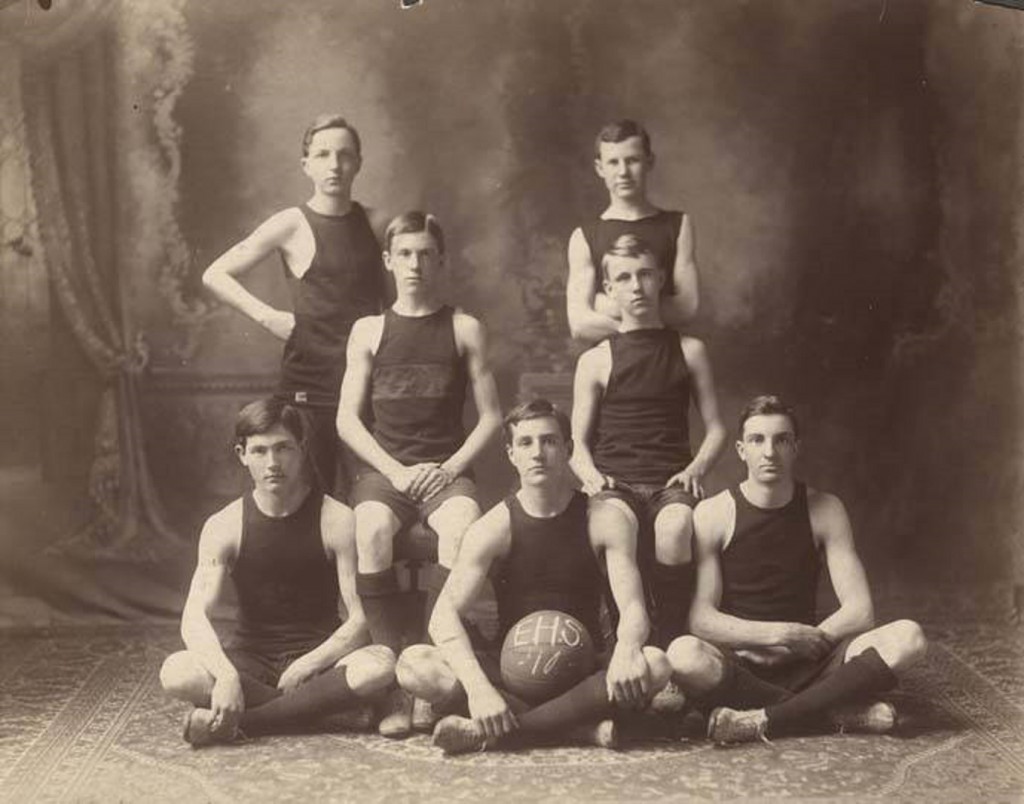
[0,0,1022,800]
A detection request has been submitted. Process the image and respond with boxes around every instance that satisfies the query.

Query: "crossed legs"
[397,642,672,753]
[160,644,395,742]
[667,619,928,741]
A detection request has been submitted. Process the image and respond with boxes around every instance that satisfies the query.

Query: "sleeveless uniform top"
[592,328,692,486]
[720,483,820,625]
[493,491,605,651]
[581,210,683,297]
[280,202,386,402]
[232,491,341,651]
[368,305,467,466]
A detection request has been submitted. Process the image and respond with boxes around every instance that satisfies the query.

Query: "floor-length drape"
[22,32,183,560]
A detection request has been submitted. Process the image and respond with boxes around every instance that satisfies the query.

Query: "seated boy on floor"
[667,395,928,743]
[396,399,672,755]
[160,397,394,746]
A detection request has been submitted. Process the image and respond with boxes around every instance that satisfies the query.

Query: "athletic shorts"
[592,482,698,528]
[224,641,323,688]
[733,635,856,694]
[351,470,477,526]
[592,481,697,570]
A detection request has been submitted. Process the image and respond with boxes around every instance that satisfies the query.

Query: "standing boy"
[203,114,389,496]
[567,119,699,342]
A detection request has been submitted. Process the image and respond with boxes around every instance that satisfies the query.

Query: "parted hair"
[301,113,362,158]
[738,394,800,439]
[594,119,653,158]
[234,397,306,450]
[601,233,658,279]
[503,398,572,445]
[384,210,446,255]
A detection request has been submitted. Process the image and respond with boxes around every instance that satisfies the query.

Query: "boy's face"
[736,414,799,485]
[603,252,663,317]
[594,136,653,202]
[235,424,306,494]
[302,127,361,197]
[384,231,444,294]
[506,416,572,489]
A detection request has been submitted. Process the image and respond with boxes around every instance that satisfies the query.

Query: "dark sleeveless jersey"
[280,202,386,401]
[720,483,821,625]
[493,491,605,651]
[368,305,467,466]
[232,491,341,651]
[581,210,683,297]
[592,328,692,486]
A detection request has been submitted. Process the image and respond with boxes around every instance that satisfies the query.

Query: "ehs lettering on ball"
[511,611,583,648]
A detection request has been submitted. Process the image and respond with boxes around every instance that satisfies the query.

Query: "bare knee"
[654,505,693,565]
[344,644,396,696]
[887,619,928,667]
[431,498,480,568]
[848,618,928,672]
[355,506,399,572]
[160,651,212,705]
[588,500,636,541]
[666,635,724,694]
[642,646,672,694]
[396,643,457,702]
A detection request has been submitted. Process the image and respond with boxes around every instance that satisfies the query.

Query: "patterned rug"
[1,620,1022,803]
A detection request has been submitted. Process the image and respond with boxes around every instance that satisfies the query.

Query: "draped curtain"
[21,31,184,560]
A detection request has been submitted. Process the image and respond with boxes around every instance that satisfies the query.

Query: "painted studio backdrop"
[0,0,1021,625]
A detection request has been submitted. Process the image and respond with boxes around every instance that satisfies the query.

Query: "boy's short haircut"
[594,119,653,159]
[384,211,446,256]
[600,233,659,279]
[301,113,362,158]
[738,394,800,439]
[235,397,306,450]
[503,398,571,445]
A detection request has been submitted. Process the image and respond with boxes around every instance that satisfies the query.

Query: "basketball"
[499,610,596,704]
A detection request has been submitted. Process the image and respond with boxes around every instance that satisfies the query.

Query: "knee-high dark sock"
[696,660,792,711]
[241,666,355,735]
[357,567,406,654]
[650,561,695,648]
[765,648,898,734]
[515,671,612,735]
[424,565,450,642]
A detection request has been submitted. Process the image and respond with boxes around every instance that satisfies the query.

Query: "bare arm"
[181,505,241,680]
[688,495,831,657]
[811,491,875,642]
[665,337,727,497]
[566,227,620,342]
[336,316,405,480]
[659,213,700,327]
[597,519,653,705]
[438,314,501,479]
[277,499,369,691]
[201,209,302,340]
[569,344,613,494]
[429,504,517,738]
[181,503,245,726]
